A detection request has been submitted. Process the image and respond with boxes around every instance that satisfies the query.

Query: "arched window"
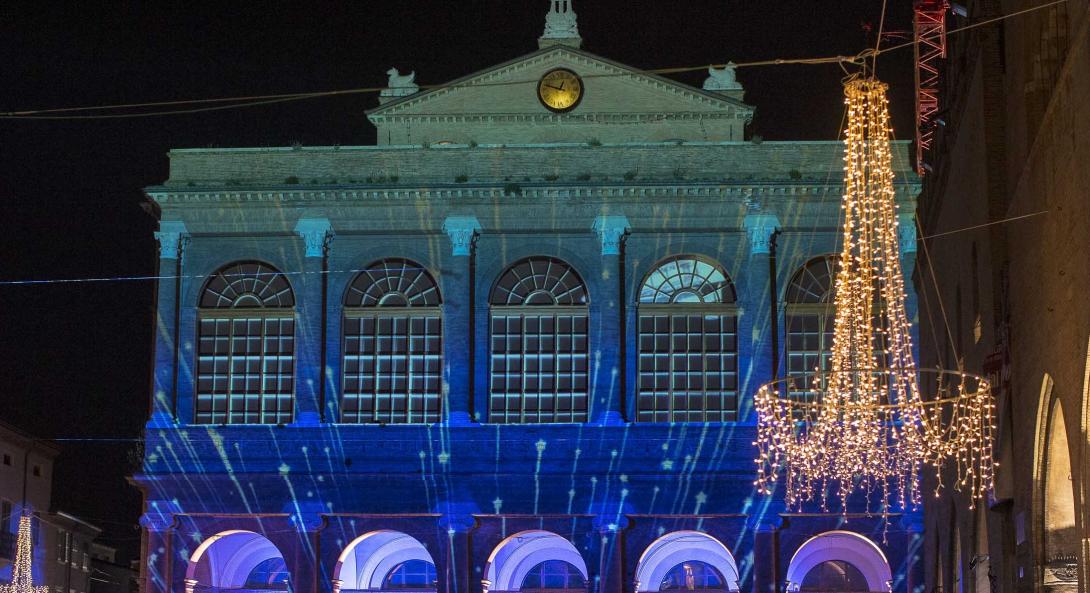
[660,561,728,591]
[521,561,587,592]
[489,257,589,423]
[244,557,291,590]
[633,530,741,593]
[197,262,295,425]
[785,256,837,379]
[637,256,738,422]
[342,259,442,424]
[784,531,892,593]
[484,530,589,593]
[799,560,870,592]
[187,530,291,593]
[383,560,438,590]
[334,531,436,593]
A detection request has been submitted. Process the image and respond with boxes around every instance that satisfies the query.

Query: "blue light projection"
[135,135,924,593]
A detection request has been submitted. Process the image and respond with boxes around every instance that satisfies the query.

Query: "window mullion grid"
[259,316,270,423]
[699,313,709,423]
[372,313,383,424]
[226,317,238,424]
[553,312,562,423]
[403,314,414,424]
[520,312,530,423]
[668,313,678,422]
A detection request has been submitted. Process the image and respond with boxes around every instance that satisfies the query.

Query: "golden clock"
[537,68,583,113]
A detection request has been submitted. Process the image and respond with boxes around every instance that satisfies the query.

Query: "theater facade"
[134,5,923,593]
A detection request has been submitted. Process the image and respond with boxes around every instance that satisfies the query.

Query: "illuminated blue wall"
[135,141,923,593]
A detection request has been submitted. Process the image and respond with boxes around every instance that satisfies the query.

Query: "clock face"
[537,68,583,113]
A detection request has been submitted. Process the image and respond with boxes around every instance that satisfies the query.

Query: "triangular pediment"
[367,46,754,145]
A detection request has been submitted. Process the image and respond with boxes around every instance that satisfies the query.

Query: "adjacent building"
[915,1,1088,593]
[134,5,924,593]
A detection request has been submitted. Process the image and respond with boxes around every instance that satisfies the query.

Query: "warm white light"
[754,78,996,511]
[0,515,50,593]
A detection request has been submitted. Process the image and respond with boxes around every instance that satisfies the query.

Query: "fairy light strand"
[754,78,996,512]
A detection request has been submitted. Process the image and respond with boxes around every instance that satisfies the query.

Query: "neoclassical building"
[134,5,923,593]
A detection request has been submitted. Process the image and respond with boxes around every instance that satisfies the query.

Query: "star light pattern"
[0,516,49,593]
[754,78,997,511]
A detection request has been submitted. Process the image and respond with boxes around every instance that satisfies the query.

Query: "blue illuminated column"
[441,215,481,425]
[741,212,780,417]
[752,520,780,593]
[592,514,628,593]
[293,218,334,426]
[290,506,325,593]
[437,513,476,593]
[139,504,177,593]
[150,221,188,427]
[591,215,630,425]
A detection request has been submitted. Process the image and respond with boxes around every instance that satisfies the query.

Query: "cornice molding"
[148,182,920,205]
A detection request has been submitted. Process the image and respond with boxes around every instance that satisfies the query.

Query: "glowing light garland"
[754,78,996,511]
[0,516,49,593]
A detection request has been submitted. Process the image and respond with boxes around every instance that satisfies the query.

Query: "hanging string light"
[754,78,996,512]
[0,515,50,593]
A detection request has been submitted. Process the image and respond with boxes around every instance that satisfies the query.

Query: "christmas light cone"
[754,78,996,512]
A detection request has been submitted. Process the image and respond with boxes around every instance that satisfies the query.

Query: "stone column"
[289,507,326,593]
[438,513,476,593]
[150,222,188,427]
[140,507,176,593]
[592,514,628,593]
[441,216,481,425]
[752,520,780,593]
[742,213,780,411]
[903,516,926,593]
[590,215,630,425]
[293,218,334,426]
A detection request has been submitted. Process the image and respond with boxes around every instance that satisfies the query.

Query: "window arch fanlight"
[186,530,291,592]
[489,257,589,423]
[520,560,587,592]
[333,530,437,593]
[196,262,296,425]
[342,259,443,424]
[637,256,739,423]
[659,560,728,591]
[785,255,838,381]
[633,530,740,593]
[784,531,892,593]
[483,530,589,593]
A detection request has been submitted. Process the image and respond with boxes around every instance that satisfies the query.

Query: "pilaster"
[742,212,780,411]
[150,221,187,427]
[592,514,629,593]
[140,502,179,593]
[591,215,630,425]
[293,218,333,426]
[752,519,781,593]
[442,216,481,425]
[438,513,477,593]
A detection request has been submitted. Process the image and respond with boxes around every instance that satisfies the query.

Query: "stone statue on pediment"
[704,62,743,92]
[379,68,420,103]
[539,0,582,48]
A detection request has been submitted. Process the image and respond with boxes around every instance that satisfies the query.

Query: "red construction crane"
[914,0,948,173]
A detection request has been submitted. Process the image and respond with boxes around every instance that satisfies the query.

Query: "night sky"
[0,1,915,561]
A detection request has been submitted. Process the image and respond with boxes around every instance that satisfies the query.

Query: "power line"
[0,0,1066,121]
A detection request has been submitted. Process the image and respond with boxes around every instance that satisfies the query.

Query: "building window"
[521,560,587,592]
[2,453,10,466]
[637,256,738,422]
[383,559,438,590]
[489,257,589,423]
[785,256,837,379]
[244,557,290,590]
[660,561,728,591]
[196,261,296,425]
[342,259,443,424]
[32,465,41,477]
